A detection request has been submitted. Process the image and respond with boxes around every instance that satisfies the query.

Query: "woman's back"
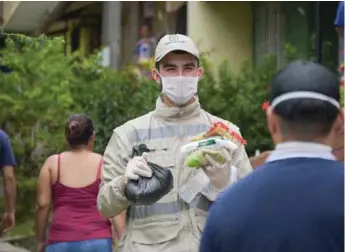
[36,114,113,252]
[48,151,111,244]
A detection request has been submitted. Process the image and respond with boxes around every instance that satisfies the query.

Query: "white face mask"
[159,75,198,106]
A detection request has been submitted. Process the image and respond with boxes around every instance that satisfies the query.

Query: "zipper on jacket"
[177,110,183,203]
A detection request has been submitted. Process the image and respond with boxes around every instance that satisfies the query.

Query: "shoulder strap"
[96,157,103,180]
[57,154,61,181]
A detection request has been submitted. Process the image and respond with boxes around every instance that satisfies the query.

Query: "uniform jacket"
[97,97,252,252]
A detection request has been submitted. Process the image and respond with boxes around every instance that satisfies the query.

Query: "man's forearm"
[35,207,50,243]
[4,177,16,213]
[97,176,132,218]
[114,211,126,239]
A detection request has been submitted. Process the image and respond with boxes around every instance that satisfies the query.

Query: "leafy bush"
[69,53,159,153]
[198,57,276,154]
[1,35,77,222]
[0,34,160,222]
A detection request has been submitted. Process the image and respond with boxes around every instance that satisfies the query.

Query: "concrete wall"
[1,1,20,28]
[187,1,252,72]
[2,1,60,32]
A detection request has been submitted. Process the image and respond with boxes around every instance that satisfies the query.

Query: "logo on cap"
[168,35,179,43]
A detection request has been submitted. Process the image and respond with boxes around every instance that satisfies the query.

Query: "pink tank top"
[47,154,112,244]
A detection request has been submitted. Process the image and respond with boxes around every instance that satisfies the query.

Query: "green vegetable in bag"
[184,149,226,168]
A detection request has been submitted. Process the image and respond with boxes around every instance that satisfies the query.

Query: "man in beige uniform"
[97,34,253,252]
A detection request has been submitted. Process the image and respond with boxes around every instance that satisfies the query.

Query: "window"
[253,2,285,68]
[71,26,80,52]
[175,3,187,35]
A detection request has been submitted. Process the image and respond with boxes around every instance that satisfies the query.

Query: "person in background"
[136,19,156,63]
[335,1,344,70]
[200,60,344,252]
[35,114,116,252]
[335,1,344,38]
[0,130,16,233]
[135,19,157,80]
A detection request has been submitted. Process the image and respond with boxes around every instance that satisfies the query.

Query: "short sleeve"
[0,131,16,168]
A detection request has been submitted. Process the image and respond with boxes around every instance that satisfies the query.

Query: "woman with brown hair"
[35,114,114,252]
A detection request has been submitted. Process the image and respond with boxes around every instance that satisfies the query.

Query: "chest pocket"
[147,149,175,169]
[147,148,180,192]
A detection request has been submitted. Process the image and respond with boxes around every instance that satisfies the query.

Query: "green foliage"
[1,34,78,222]
[0,34,160,223]
[198,57,275,154]
[70,53,160,152]
[1,35,75,169]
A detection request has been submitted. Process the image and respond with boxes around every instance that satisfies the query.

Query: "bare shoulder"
[42,154,59,171]
[90,152,103,160]
[47,154,58,164]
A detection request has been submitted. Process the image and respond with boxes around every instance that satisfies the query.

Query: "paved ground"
[0,242,30,252]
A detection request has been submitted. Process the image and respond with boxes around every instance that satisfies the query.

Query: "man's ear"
[266,107,281,144]
[266,107,274,135]
[333,108,344,136]
[197,67,204,79]
[151,68,160,83]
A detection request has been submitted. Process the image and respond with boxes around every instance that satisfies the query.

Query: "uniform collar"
[154,96,201,121]
[266,141,336,163]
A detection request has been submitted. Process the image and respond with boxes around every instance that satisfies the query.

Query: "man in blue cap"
[200,60,344,252]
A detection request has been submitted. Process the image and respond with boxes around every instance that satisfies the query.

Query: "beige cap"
[154,34,199,62]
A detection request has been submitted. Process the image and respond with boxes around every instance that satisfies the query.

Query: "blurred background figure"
[136,19,156,64]
[0,130,17,234]
[134,18,156,80]
[35,114,114,252]
[334,1,344,42]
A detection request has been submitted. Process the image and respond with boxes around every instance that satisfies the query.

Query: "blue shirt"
[200,142,344,252]
[335,1,344,28]
[0,130,16,168]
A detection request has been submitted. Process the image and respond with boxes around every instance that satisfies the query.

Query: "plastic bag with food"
[178,122,246,203]
[181,122,246,168]
[124,144,174,205]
